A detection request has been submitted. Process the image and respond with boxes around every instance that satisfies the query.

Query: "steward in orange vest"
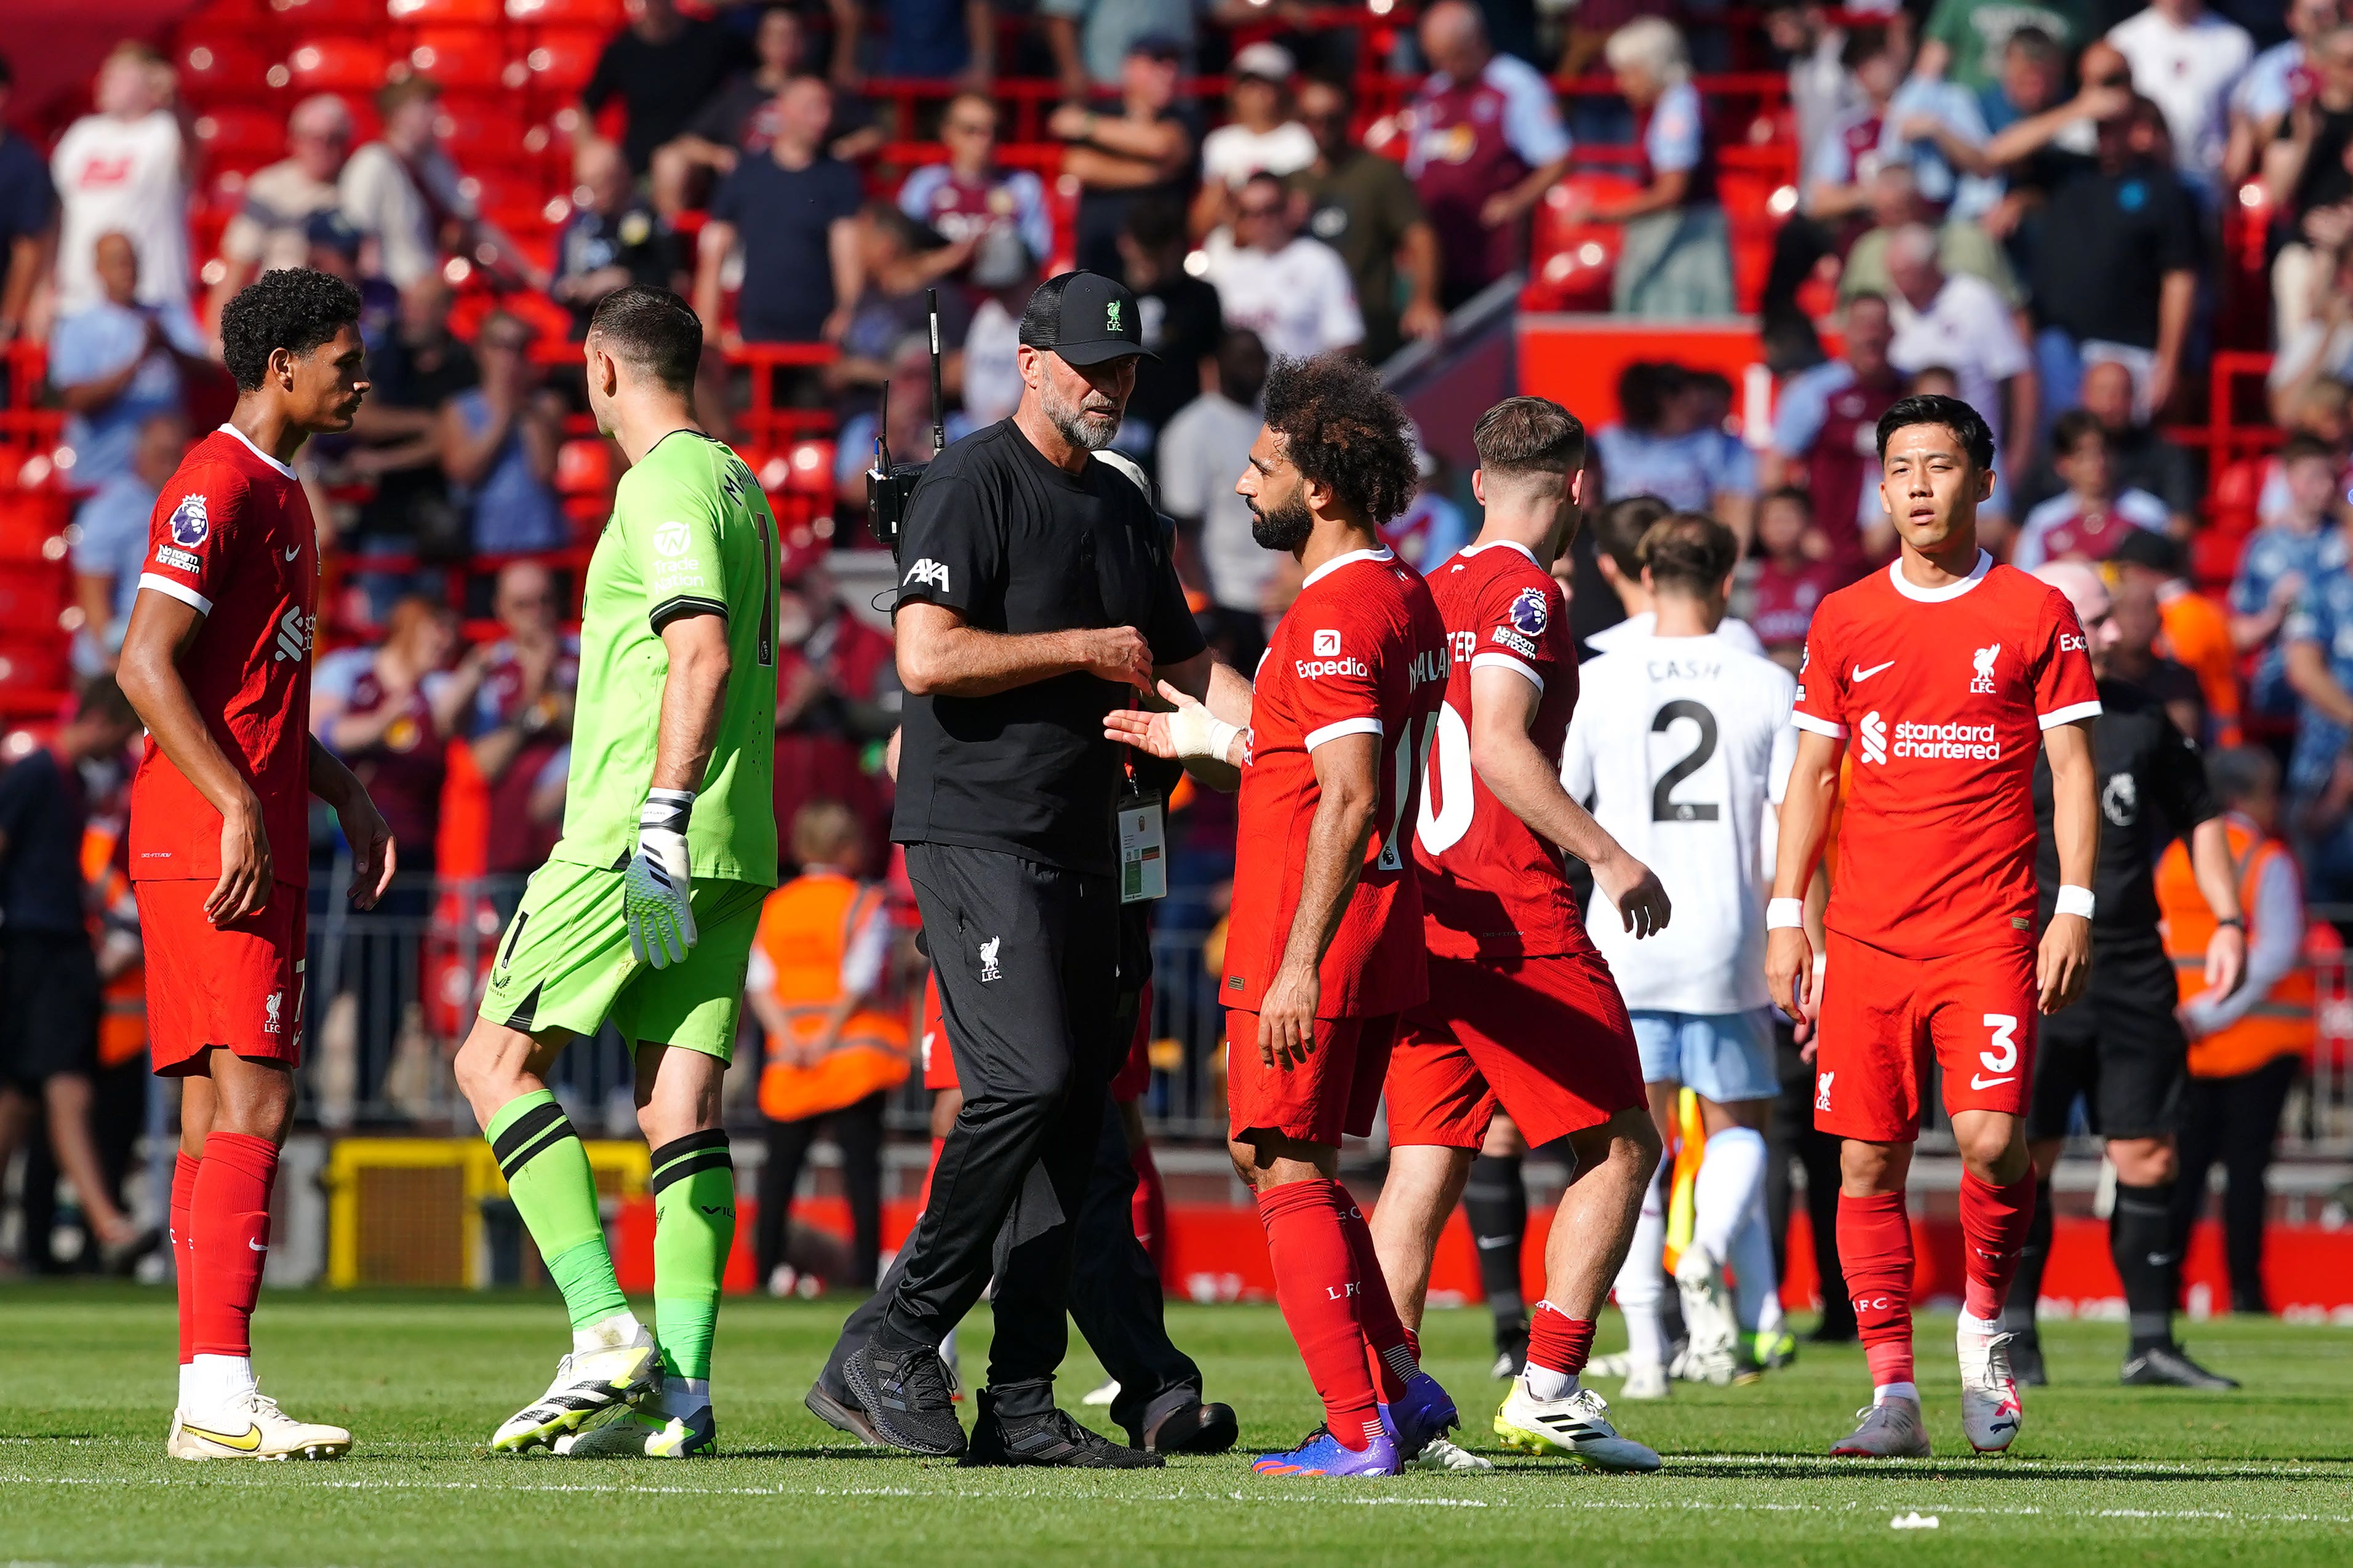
[2160,814,2313,1078]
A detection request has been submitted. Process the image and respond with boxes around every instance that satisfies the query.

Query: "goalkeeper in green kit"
[453,287,778,1459]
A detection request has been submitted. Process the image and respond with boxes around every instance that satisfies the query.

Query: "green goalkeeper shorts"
[477,858,767,1061]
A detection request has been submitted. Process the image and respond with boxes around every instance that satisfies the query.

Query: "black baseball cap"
[2109,527,2184,578]
[1019,271,1156,367]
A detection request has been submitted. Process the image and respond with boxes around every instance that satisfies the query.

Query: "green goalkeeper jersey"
[550,429,780,886]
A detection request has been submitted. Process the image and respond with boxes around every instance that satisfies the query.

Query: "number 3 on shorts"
[1980,1014,2019,1075]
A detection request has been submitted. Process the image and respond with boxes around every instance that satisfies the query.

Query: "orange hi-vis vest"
[754,870,911,1122]
[2157,814,2314,1078]
[80,822,146,1069]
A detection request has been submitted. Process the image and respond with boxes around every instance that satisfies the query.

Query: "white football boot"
[490,1323,661,1452]
[1957,1318,2025,1453]
[168,1390,351,1461]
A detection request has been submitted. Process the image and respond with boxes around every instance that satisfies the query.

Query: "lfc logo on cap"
[1106,299,1124,333]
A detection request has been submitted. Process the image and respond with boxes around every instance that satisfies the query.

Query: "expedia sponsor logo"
[1295,656,1370,680]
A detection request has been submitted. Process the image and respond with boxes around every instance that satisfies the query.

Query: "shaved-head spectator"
[553,140,684,340]
[693,76,865,346]
[205,94,355,333]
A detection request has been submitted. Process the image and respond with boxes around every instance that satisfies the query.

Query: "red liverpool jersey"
[128,424,319,886]
[1792,550,2099,957]
[1224,547,1449,1019]
[1412,539,1594,961]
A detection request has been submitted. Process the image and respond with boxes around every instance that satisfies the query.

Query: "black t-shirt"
[2029,157,2202,349]
[709,153,864,343]
[0,750,89,936]
[585,18,751,173]
[689,74,874,157]
[556,200,679,338]
[2280,102,2353,223]
[2032,677,2218,941]
[0,133,53,258]
[891,421,1209,875]
[1125,274,1223,442]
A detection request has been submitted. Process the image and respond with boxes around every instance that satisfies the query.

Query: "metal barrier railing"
[291,859,2353,1156]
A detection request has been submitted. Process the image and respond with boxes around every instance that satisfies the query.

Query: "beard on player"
[1248,487,1316,552]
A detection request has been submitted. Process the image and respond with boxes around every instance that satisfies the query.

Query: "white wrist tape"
[1766,897,1806,931]
[2055,884,2095,920]
[1164,704,1240,763]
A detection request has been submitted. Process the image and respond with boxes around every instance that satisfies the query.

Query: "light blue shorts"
[1629,1008,1779,1104]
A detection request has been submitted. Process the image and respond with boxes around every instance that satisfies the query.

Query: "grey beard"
[1044,382,1122,452]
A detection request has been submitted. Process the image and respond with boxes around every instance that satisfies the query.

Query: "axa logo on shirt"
[1856,710,2000,765]
[905,557,951,593]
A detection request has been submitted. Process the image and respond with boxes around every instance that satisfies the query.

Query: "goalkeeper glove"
[625,788,698,968]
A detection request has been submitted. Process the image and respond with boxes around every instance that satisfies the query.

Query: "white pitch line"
[1,1474,2347,1526]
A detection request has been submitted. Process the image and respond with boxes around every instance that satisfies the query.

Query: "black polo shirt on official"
[891,420,1207,877]
[2032,677,2218,943]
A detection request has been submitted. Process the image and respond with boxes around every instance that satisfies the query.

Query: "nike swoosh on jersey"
[1852,660,1896,682]
[1970,1074,2017,1090]
[182,1420,262,1451]
[283,546,300,560]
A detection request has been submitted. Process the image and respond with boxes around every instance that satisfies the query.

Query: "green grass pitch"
[4,1284,2349,1567]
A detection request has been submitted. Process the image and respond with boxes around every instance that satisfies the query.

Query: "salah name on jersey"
[1223,547,1449,1019]
[1412,539,1592,960]
[1792,551,2098,956]
[129,424,319,886]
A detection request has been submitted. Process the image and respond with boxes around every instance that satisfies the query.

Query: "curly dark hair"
[1260,353,1417,526]
[220,267,362,392]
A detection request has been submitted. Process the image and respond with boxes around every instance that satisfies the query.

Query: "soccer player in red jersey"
[1111,355,1455,1477]
[116,269,395,1461]
[1766,394,2100,1459]
[1368,397,1668,1472]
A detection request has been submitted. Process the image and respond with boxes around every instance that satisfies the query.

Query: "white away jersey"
[1561,631,1798,1013]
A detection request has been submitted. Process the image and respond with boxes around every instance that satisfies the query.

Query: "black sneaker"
[964,1396,1164,1468]
[842,1339,969,1457]
[2008,1331,2048,1387]
[2120,1343,2239,1390]
[804,1377,885,1446]
[1135,1393,1239,1455]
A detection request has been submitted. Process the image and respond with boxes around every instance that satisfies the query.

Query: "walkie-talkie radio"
[866,287,947,562]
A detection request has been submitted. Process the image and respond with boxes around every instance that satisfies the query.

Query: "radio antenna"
[876,378,892,471]
[927,288,946,456]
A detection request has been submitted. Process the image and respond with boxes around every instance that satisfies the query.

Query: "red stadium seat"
[178,38,280,103]
[0,491,68,562]
[286,38,395,95]
[555,437,611,496]
[266,0,386,26]
[0,567,68,634]
[390,0,503,22]
[193,107,292,175]
[433,100,531,165]
[457,167,546,215]
[506,0,625,24]
[524,27,607,95]
[409,29,522,92]
[0,639,70,696]
[1522,172,1642,312]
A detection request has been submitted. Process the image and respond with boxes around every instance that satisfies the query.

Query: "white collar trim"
[1459,539,1540,565]
[1302,546,1396,589]
[1887,549,1992,602]
[217,422,297,480]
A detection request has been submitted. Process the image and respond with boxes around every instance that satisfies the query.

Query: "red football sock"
[171,1152,201,1366]
[1959,1169,2037,1322]
[1335,1190,1414,1403]
[1527,1300,1597,1379]
[188,1132,278,1360]
[1129,1135,1165,1268]
[1258,1179,1383,1451]
[1839,1189,1916,1390]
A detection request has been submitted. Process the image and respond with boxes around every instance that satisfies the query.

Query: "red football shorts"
[919,974,958,1091]
[136,879,308,1075]
[922,976,1154,1100]
[1813,928,2038,1143]
[1389,950,1645,1149]
[1226,1009,1400,1146]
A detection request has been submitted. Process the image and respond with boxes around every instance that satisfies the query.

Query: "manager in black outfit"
[2003,562,2247,1391]
[839,271,1252,1468]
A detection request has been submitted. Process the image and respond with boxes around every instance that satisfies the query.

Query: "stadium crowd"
[0,0,2336,1339]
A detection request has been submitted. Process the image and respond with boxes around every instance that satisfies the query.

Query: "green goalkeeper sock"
[489,1090,627,1331]
[650,1130,735,1382]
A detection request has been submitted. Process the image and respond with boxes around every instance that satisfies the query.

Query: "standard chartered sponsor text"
[1892,719,2000,760]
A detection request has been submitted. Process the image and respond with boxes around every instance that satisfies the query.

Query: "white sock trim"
[1873,1381,1919,1406]
[573,1310,641,1355]
[189,1354,256,1412]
